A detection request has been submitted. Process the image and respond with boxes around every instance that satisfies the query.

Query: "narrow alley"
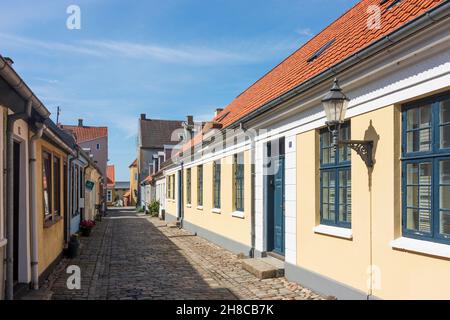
[35,208,323,300]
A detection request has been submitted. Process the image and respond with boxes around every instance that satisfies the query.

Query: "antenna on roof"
[56,106,61,125]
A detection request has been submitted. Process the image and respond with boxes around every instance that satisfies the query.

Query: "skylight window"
[216,111,230,122]
[307,39,335,63]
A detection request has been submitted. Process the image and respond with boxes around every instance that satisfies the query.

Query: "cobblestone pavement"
[39,208,324,300]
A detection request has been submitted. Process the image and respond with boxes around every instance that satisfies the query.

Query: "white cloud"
[295,28,313,37]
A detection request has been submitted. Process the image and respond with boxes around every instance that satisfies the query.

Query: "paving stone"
[26,208,323,300]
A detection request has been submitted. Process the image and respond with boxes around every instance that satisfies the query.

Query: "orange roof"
[60,125,108,143]
[106,165,115,187]
[129,159,138,168]
[179,0,444,154]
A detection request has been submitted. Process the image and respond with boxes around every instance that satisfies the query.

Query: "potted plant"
[67,234,80,258]
[80,220,95,237]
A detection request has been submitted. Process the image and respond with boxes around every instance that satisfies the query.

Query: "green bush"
[149,201,160,216]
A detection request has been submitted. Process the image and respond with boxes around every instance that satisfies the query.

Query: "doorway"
[266,138,285,256]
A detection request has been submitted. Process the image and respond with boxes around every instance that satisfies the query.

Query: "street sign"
[86,180,95,191]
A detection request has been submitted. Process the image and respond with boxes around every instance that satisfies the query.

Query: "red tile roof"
[107,165,115,188]
[180,0,444,154]
[60,125,108,143]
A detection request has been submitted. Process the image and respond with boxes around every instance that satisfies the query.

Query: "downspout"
[29,122,45,290]
[250,134,256,258]
[5,100,32,300]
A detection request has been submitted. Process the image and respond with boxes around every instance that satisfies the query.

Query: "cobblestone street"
[39,208,323,300]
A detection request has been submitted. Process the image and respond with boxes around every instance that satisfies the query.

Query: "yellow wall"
[129,164,138,205]
[36,139,67,276]
[165,173,177,216]
[85,166,101,221]
[182,151,252,248]
[296,105,450,299]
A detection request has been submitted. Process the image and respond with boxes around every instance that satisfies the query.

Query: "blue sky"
[1,0,358,180]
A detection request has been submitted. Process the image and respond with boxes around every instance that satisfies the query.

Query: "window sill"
[196,206,203,211]
[212,208,221,214]
[186,204,192,208]
[390,237,450,259]
[44,216,63,229]
[313,225,353,240]
[0,238,7,248]
[232,211,245,219]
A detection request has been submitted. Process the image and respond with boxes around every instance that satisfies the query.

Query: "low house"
[114,181,130,206]
[163,0,450,299]
[129,159,138,206]
[106,165,115,206]
[136,114,183,207]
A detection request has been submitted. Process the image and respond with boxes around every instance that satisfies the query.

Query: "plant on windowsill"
[80,220,95,237]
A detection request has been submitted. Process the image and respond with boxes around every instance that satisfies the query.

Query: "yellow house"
[129,159,138,206]
[84,164,103,221]
[35,124,74,281]
[163,0,450,299]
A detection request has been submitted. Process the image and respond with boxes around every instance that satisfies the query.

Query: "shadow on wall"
[364,120,380,190]
[49,211,237,300]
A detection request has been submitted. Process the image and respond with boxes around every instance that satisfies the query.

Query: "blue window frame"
[319,123,351,228]
[402,92,450,244]
[186,168,191,205]
[234,153,245,212]
[197,165,203,206]
[213,161,221,209]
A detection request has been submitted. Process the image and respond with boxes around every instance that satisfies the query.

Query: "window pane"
[322,147,330,165]
[419,210,432,233]
[407,108,419,130]
[440,186,450,209]
[420,105,431,128]
[407,163,418,185]
[407,208,431,233]
[407,186,418,207]
[440,100,450,124]
[42,152,52,217]
[407,130,431,153]
[440,125,450,149]
[53,156,61,216]
[419,186,431,209]
[440,211,450,236]
[322,171,329,186]
[322,204,329,220]
[419,162,432,185]
[322,187,329,204]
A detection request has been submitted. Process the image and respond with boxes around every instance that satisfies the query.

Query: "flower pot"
[67,235,80,258]
[80,227,92,237]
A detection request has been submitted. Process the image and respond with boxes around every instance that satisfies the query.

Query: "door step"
[241,257,285,280]
[13,283,30,300]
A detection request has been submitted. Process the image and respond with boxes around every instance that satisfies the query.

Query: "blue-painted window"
[402,92,450,244]
[197,165,203,206]
[213,161,221,209]
[186,168,191,205]
[234,153,245,212]
[319,123,351,228]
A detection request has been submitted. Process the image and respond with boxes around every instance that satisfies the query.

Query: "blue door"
[273,156,285,255]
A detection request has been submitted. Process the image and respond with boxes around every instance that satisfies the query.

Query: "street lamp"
[322,79,374,167]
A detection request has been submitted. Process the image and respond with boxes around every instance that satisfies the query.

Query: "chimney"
[187,115,194,126]
[78,119,84,127]
[4,57,14,66]
[140,113,146,120]
[215,108,224,117]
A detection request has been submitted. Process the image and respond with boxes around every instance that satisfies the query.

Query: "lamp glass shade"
[322,79,349,124]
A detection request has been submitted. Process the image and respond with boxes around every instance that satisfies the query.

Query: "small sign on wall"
[85,180,95,191]
[79,198,85,208]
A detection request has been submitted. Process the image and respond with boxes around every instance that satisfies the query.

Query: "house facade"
[129,159,138,206]
[0,55,104,299]
[136,114,183,207]
[106,164,115,206]
[163,0,450,299]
